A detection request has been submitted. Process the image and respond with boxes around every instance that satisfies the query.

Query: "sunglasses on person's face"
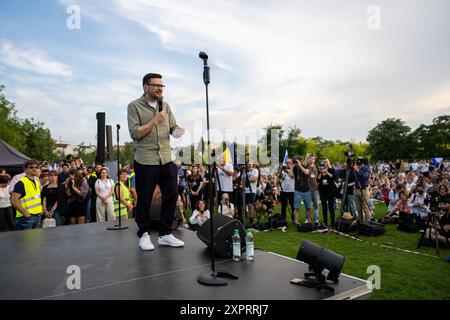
[28,166,39,169]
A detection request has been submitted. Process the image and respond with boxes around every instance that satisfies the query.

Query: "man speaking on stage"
[127,73,185,251]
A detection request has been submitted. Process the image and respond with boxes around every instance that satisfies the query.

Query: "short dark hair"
[62,162,70,168]
[23,159,39,169]
[143,73,162,86]
[0,175,10,184]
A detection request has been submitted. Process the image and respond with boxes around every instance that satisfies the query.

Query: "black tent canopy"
[0,138,30,174]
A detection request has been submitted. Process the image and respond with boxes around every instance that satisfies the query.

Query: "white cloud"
[4,0,450,146]
[0,40,73,77]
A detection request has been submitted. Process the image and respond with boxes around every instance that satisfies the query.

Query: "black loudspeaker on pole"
[197,52,239,286]
[107,124,129,231]
[96,112,106,164]
[106,125,113,161]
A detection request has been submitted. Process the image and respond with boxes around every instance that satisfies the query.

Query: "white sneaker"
[139,232,155,251]
[158,234,184,247]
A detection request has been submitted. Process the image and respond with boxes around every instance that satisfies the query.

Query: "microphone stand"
[107,124,129,231]
[197,52,239,286]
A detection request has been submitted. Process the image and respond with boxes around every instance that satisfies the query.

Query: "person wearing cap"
[127,73,186,251]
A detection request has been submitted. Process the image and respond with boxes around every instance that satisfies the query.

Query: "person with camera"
[65,168,89,225]
[318,158,336,228]
[353,157,372,224]
[188,199,210,231]
[408,185,429,222]
[336,159,359,221]
[218,193,235,218]
[306,154,321,227]
[428,184,450,213]
[279,159,295,222]
[292,155,312,227]
[425,201,450,247]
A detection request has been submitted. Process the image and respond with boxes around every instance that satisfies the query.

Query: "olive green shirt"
[127,95,179,165]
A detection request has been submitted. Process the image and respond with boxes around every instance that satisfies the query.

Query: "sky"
[0,0,449,147]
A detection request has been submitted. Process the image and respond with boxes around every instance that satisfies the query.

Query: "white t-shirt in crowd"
[281,171,295,193]
[420,163,429,173]
[216,164,234,192]
[189,209,210,226]
[411,162,419,171]
[218,202,235,218]
[0,186,11,208]
[95,178,115,200]
[244,168,259,194]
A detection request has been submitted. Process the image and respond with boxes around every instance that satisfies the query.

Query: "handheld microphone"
[157,96,163,112]
[199,51,208,61]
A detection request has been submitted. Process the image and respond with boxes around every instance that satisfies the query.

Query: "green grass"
[187,202,450,299]
[249,203,450,300]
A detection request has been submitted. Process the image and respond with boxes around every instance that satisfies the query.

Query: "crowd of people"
[0,155,138,231]
[1,154,449,247]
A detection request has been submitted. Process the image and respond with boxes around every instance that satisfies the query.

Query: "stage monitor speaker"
[197,214,246,258]
[96,112,106,164]
[106,125,113,161]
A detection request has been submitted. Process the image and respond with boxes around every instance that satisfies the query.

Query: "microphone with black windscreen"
[157,96,163,112]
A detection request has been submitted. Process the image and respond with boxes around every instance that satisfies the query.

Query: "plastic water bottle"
[232,229,241,261]
[245,229,254,261]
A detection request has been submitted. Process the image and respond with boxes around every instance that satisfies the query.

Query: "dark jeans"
[280,192,294,221]
[16,214,41,230]
[0,207,15,231]
[320,191,335,226]
[134,160,177,238]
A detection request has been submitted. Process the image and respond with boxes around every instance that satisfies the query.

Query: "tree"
[112,141,135,166]
[261,123,284,160]
[77,142,97,165]
[0,85,56,160]
[0,85,26,151]
[412,115,450,158]
[366,118,413,160]
[21,118,56,161]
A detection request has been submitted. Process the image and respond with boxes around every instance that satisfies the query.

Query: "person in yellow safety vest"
[128,170,137,206]
[114,169,134,219]
[11,160,43,230]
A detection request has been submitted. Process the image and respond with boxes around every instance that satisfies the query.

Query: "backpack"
[297,223,313,233]
[397,213,419,233]
[334,216,358,233]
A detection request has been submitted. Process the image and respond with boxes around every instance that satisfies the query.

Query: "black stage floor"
[0,221,371,300]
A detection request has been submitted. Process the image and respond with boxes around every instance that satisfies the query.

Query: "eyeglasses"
[146,83,165,88]
[28,166,39,169]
